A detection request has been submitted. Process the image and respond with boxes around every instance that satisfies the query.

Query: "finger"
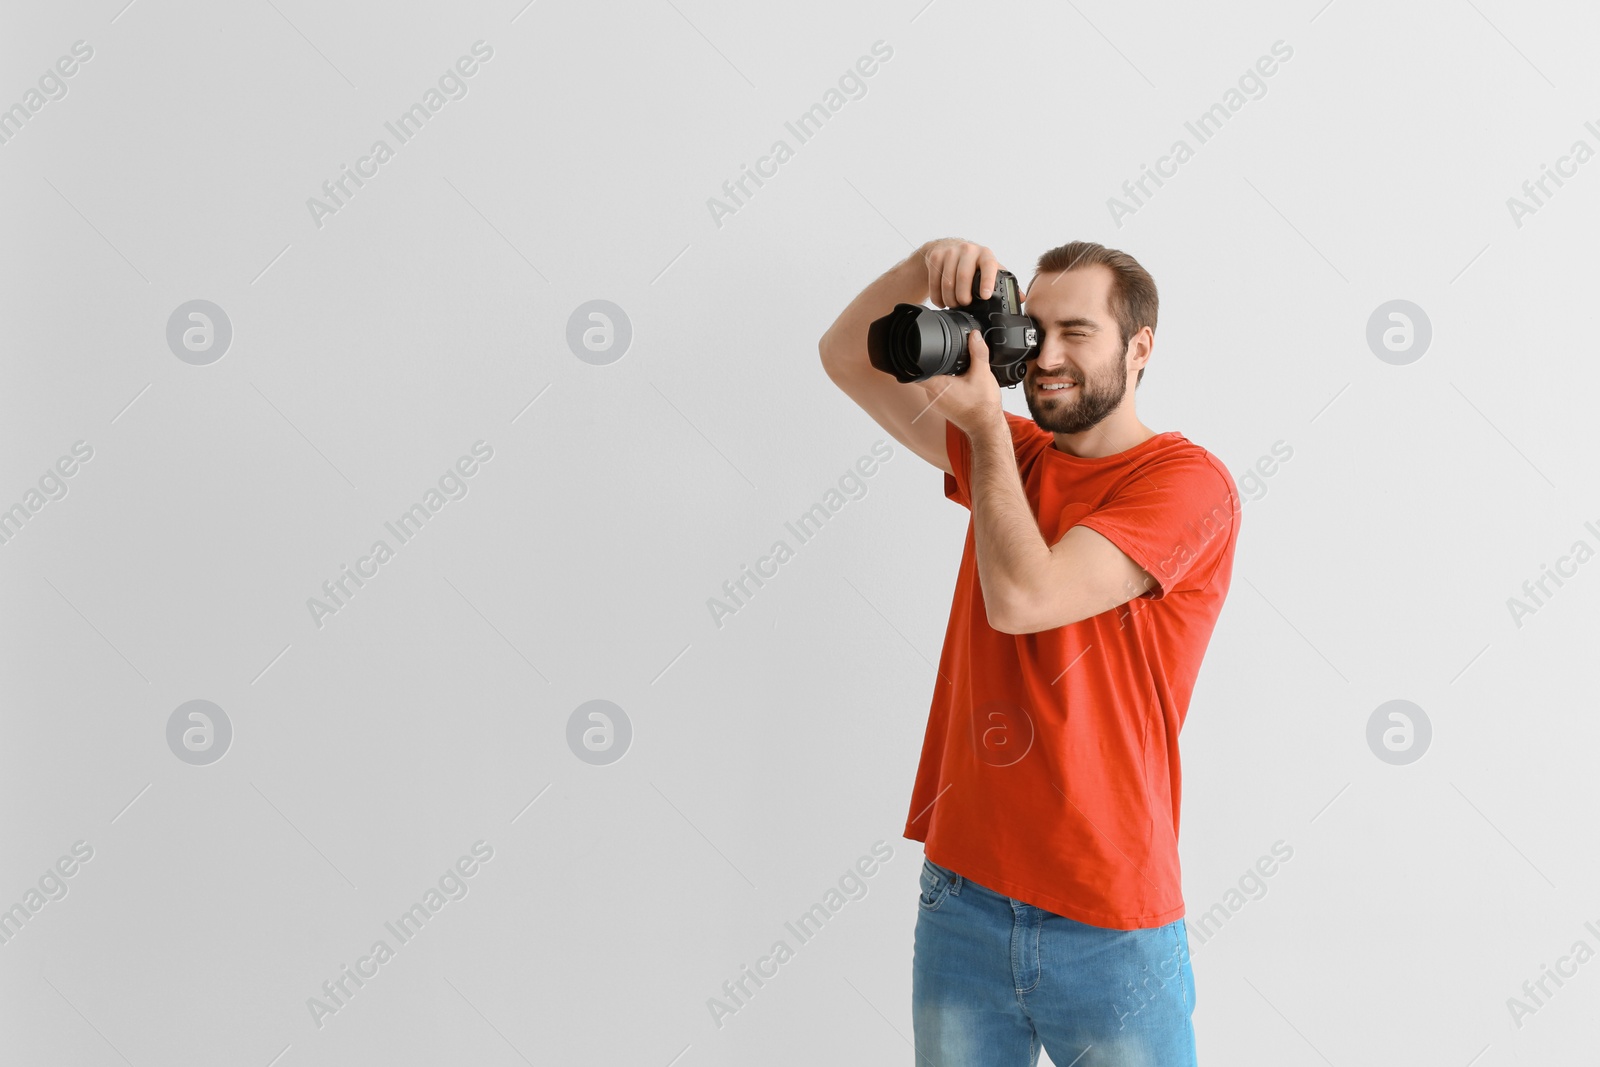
[928,249,953,307]
[934,240,960,306]
[920,246,943,306]
[969,326,989,361]
[953,244,981,307]
[977,250,999,300]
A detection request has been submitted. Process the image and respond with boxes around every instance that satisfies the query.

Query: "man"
[818,238,1240,1066]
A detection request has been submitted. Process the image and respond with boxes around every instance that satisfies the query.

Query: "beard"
[1022,342,1129,435]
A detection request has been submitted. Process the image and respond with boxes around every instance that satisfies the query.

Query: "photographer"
[819,238,1241,1066]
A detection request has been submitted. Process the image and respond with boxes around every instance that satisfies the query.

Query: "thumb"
[969,327,989,359]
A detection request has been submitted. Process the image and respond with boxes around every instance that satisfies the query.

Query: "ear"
[1129,325,1154,370]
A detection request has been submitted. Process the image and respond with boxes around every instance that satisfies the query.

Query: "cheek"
[1086,343,1124,374]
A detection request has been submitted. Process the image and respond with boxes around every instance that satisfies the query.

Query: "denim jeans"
[912,857,1197,1067]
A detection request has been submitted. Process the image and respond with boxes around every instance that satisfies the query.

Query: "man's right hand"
[919,238,1005,309]
[818,239,1010,476]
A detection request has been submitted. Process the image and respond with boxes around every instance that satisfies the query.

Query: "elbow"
[989,608,1058,636]
[987,612,1021,636]
[818,336,838,375]
[987,591,1082,635]
[985,590,1033,635]
[818,338,854,387]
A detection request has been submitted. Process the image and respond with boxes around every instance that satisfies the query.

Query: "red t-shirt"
[903,412,1240,930]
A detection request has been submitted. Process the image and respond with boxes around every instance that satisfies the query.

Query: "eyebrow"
[1037,317,1101,331]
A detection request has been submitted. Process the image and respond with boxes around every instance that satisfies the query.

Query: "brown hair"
[1032,241,1158,385]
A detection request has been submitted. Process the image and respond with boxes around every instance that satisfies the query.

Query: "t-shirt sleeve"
[1072,452,1239,600]
[943,412,1036,510]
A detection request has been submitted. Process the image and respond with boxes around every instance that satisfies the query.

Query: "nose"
[1032,339,1067,371]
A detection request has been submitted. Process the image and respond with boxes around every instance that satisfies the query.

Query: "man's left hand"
[917,327,1003,435]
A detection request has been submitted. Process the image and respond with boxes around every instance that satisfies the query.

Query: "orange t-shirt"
[904,412,1240,930]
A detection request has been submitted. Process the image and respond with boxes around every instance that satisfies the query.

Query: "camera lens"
[868,305,972,383]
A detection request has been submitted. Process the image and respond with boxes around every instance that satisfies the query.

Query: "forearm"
[967,414,1050,625]
[818,244,928,374]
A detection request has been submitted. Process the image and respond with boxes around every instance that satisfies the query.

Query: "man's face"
[1019,265,1136,435]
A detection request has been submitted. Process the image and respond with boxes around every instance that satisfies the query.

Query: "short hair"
[1032,241,1158,385]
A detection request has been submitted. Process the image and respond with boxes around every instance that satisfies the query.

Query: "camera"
[866,268,1039,386]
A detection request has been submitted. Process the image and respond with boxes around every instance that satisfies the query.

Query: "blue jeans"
[912,857,1197,1067]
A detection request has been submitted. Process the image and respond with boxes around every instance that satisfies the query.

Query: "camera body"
[866,268,1039,386]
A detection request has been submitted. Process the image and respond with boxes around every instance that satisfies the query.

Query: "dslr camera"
[866,268,1039,387]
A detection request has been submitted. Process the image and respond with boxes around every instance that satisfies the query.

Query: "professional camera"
[866,268,1039,386]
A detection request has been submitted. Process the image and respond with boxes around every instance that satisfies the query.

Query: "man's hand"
[915,238,1007,436]
[919,237,1002,306]
[916,328,1003,435]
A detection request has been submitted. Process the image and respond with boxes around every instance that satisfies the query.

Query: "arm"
[819,239,1004,475]
[964,414,1156,634]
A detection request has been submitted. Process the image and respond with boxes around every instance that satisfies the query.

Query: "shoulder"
[1144,434,1234,486]
[1124,435,1241,523]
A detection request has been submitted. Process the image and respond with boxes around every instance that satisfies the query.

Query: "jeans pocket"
[918,858,954,911]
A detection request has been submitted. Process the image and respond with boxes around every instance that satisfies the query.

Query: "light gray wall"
[2,0,1595,1063]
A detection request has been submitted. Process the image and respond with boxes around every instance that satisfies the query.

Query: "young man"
[818,238,1240,1066]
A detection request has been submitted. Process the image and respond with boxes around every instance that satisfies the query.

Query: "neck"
[1049,408,1158,459]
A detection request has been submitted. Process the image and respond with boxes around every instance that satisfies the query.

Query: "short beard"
[1023,342,1129,435]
